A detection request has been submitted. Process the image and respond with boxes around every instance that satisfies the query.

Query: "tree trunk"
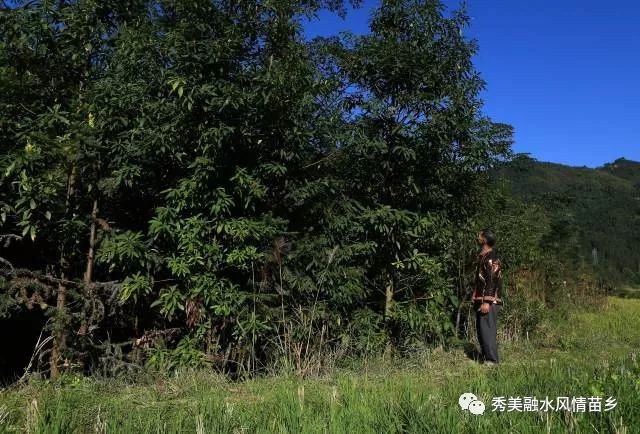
[384,272,393,320]
[75,199,98,371]
[83,199,98,285]
[50,275,67,378]
[383,271,394,358]
[50,163,76,377]
[79,199,98,335]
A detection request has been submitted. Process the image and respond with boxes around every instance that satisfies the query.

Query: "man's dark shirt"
[473,249,503,301]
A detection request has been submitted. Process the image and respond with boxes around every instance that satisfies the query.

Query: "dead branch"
[0,256,13,272]
[0,267,120,291]
[0,233,22,248]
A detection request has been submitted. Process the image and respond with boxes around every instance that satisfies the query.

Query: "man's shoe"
[484,361,497,366]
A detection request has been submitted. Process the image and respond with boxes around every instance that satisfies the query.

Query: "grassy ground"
[1,296,639,433]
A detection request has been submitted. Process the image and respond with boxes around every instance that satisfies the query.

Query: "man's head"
[478,228,496,248]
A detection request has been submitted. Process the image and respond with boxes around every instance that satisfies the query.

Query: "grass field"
[1,296,639,433]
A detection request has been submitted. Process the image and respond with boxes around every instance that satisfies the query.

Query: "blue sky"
[303,0,640,168]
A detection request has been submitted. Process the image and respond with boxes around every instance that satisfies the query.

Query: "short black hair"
[480,228,496,247]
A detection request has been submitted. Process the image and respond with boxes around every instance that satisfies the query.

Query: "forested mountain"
[495,155,640,285]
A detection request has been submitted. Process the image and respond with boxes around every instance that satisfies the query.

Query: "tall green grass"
[1,297,639,433]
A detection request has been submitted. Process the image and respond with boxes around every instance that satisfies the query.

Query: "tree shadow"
[463,342,483,363]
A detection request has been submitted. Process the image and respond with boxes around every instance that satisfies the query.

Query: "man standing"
[472,229,503,365]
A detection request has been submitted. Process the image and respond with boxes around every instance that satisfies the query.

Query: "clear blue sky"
[303,0,640,168]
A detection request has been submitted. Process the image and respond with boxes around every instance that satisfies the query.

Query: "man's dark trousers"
[476,303,500,363]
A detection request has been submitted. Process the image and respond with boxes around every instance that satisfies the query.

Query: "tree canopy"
[1,0,523,379]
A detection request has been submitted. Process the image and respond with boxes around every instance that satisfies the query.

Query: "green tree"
[0,0,514,377]
[313,0,512,349]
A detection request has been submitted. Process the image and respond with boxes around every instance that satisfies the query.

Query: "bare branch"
[0,256,13,272]
[0,234,22,248]
[0,268,121,292]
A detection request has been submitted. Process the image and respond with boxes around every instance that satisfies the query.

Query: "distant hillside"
[495,155,640,284]
[600,158,640,187]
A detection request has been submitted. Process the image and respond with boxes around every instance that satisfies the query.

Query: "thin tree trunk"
[384,272,393,320]
[383,271,394,358]
[83,199,98,285]
[455,242,465,336]
[50,163,76,377]
[78,199,98,338]
[50,274,67,378]
[76,199,98,373]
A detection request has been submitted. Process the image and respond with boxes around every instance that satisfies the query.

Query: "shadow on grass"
[463,342,483,363]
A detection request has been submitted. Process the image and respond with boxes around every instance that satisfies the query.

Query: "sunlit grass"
[1,297,639,433]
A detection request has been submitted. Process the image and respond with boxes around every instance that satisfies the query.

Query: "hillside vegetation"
[495,156,640,286]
